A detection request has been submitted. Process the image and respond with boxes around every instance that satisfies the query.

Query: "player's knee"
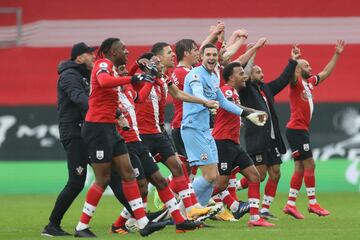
[95,178,110,189]
[272,172,281,182]
[270,169,281,182]
[248,171,260,183]
[203,171,218,183]
[139,184,148,199]
[166,157,183,177]
[294,163,304,173]
[259,172,267,182]
[217,182,228,193]
[151,174,168,190]
[304,160,315,170]
[122,171,136,181]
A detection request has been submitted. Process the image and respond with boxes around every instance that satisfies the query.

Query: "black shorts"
[286,128,313,161]
[250,140,283,166]
[127,141,159,179]
[140,133,175,163]
[171,128,187,157]
[215,140,254,176]
[82,121,128,164]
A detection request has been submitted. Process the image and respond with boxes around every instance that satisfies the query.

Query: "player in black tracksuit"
[237,46,300,220]
[42,43,96,236]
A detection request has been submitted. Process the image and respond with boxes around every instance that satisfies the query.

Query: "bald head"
[296,58,312,79]
[251,65,264,84]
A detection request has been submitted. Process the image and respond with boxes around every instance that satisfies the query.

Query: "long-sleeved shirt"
[182,65,243,131]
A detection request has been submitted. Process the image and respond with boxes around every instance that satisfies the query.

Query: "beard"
[253,77,263,85]
[301,71,311,79]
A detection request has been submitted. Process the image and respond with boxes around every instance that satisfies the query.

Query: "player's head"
[200,43,218,72]
[296,59,312,79]
[218,42,228,65]
[251,65,265,84]
[97,38,129,67]
[137,52,164,75]
[70,42,96,70]
[117,64,128,76]
[151,42,175,68]
[223,62,247,89]
[175,39,199,65]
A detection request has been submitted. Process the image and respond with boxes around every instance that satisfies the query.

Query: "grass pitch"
[0,193,359,240]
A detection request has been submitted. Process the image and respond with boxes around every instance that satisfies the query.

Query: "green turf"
[0,193,359,239]
[1,159,358,194]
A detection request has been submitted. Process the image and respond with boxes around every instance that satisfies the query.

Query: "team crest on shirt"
[303,144,310,151]
[96,150,104,160]
[201,153,208,161]
[255,154,263,162]
[220,162,228,171]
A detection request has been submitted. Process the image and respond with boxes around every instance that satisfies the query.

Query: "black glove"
[131,74,142,85]
[138,59,160,78]
[141,74,155,83]
[148,63,161,77]
[137,52,154,71]
[131,74,155,85]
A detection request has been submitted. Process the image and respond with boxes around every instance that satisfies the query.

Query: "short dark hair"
[137,52,154,61]
[97,38,120,59]
[200,43,217,55]
[151,42,170,56]
[175,39,197,62]
[222,62,242,82]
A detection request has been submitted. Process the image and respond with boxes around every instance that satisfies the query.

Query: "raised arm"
[234,37,267,66]
[222,29,248,63]
[243,44,257,76]
[317,40,345,84]
[200,22,225,49]
[268,45,301,95]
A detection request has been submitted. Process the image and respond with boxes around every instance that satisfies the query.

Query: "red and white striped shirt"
[170,66,190,129]
[135,80,165,134]
[117,84,141,143]
[287,75,319,131]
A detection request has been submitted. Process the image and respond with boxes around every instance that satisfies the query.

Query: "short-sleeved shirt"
[286,75,319,130]
[212,85,241,144]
